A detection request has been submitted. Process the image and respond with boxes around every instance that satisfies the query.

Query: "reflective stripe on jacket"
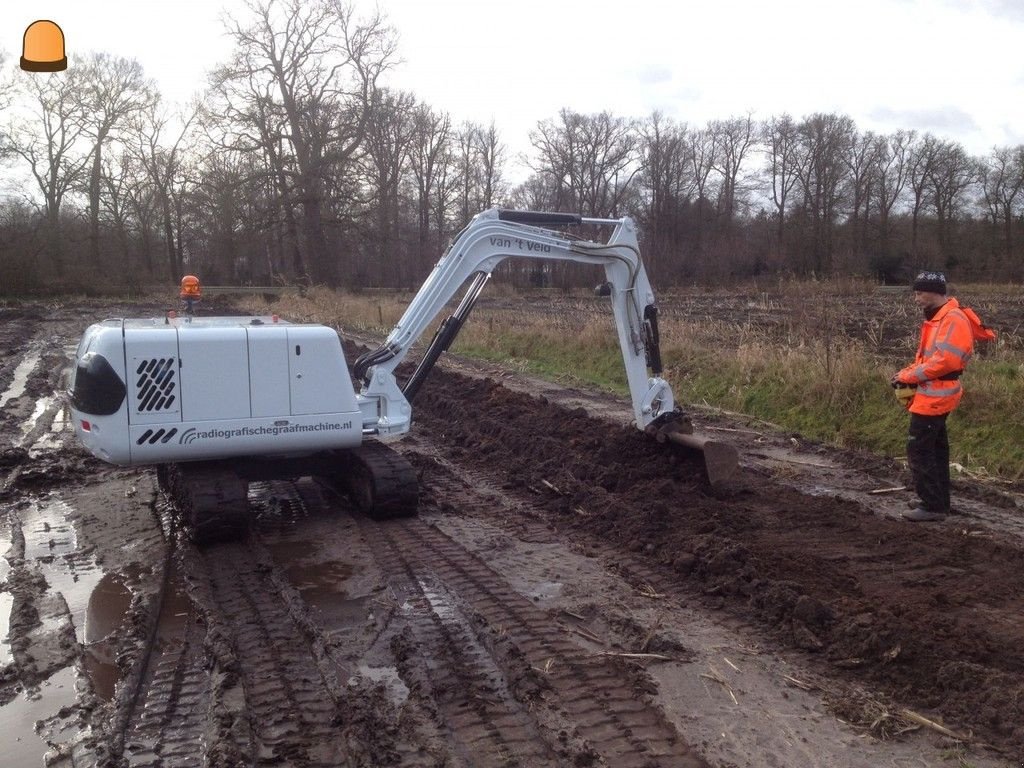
[897,297,973,415]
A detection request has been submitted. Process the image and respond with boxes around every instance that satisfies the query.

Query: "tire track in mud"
[357,514,564,768]
[117,462,708,767]
[373,517,705,768]
[121,572,210,768]
[203,541,350,767]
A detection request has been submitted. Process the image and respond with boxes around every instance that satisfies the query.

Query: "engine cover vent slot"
[135,358,177,412]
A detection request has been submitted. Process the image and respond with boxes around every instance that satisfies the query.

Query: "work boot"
[902,507,946,522]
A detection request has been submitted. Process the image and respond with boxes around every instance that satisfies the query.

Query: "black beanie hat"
[912,271,947,294]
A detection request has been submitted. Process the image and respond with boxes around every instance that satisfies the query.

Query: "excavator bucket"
[645,413,739,487]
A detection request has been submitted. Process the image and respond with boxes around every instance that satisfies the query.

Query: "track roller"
[341,441,418,520]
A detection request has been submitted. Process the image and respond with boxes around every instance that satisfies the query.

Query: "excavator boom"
[354,209,674,437]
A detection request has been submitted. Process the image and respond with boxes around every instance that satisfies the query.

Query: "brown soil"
[1,300,1022,768]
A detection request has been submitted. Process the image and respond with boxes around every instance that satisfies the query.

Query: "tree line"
[1,0,1022,295]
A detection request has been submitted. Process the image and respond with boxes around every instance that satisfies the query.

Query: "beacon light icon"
[21,20,67,72]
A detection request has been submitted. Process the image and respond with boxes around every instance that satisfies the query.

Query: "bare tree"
[408,103,452,265]
[637,111,693,277]
[761,113,803,250]
[687,127,718,260]
[133,100,199,280]
[574,111,637,217]
[476,120,505,212]
[926,139,973,262]
[98,149,136,277]
[78,53,156,268]
[873,129,913,255]
[906,133,940,261]
[978,145,1024,267]
[528,109,581,212]
[360,88,417,284]
[794,113,854,273]
[216,0,395,285]
[843,129,882,258]
[710,113,755,225]
[6,70,91,275]
[0,51,16,158]
[452,120,507,228]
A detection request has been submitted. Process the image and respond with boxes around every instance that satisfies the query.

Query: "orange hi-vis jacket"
[896,297,974,416]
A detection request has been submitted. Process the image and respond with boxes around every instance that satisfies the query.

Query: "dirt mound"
[415,370,1024,757]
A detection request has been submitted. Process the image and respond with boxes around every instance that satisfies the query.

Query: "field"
[0,290,1022,767]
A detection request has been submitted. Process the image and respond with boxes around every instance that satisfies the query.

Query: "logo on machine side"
[178,422,351,445]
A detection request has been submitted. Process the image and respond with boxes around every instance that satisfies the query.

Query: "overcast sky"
[4,0,1024,169]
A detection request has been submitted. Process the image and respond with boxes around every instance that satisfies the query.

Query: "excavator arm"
[354,208,673,437]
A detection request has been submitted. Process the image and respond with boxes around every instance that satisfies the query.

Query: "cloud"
[868,106,978,135]
[968,0,1024,23]
[635,66,673,86]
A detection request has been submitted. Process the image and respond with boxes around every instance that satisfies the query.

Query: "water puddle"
[0,349,42,409]
[84,571,132,644]
[525,580,564,602]
[348,663,409,705]
[1,518,10,581]
[419,581,457,622]
[20,394,55,447]
[1,521,12,665]
[285,560,353,606]
[0,592,12,666]
[18,497,136,699]
[79,570,134,700]
[0,666,77,767]
[155,570,192,645]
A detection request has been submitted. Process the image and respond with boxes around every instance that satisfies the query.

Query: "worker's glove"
[891,381,916,408]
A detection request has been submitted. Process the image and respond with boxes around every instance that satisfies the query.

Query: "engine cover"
[68,315,363,465]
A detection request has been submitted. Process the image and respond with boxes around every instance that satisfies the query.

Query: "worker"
[891,271,987,522]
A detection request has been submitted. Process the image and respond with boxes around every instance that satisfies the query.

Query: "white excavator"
[68,209,735,542]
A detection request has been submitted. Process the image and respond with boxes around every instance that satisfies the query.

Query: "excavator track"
[159,462,251,545]
[340,441,418,520]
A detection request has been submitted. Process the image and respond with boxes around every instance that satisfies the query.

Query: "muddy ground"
[1,299,1023,768]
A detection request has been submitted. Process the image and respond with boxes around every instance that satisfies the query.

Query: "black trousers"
[907,413,950,512]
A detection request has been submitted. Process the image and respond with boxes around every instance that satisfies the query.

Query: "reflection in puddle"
[85,571,132,644]
[22,496,78,562]
[419,582,457,622]
[2,523,14,663]
[16,498,137,700]
[0,349,42,408]
[285,561,352,601]
[526,580,564,602]
[0,666,77,767]
[154,571,191,646]
[83,643,119,701]
[20,394,55,446]
[0,591,12,665]
[30,397,70,455]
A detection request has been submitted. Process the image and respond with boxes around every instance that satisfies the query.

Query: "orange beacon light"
[180,275,201,320]
[180,275,202,299]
